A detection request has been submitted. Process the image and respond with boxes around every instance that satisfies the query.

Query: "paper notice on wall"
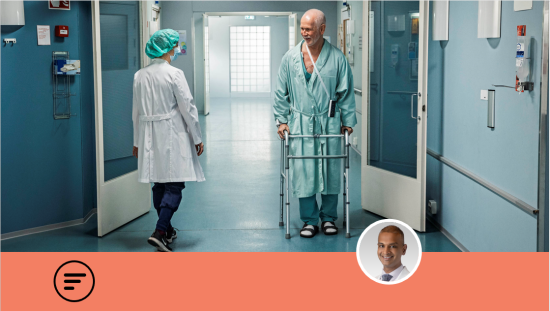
[37,25,51,45]
[177,30,187,55]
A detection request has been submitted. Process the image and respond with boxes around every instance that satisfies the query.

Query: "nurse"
[273,9,356,238]
[132,29,205,252]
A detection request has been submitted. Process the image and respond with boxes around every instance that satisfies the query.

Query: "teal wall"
[426,1,544,251]
[1,1,96,234]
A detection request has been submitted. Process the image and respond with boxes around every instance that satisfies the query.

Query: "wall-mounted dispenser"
[1,1,25,30]
[478,1,501,38]
[391,44,399,68]
[432,0,449,41]
[516,25,534,93]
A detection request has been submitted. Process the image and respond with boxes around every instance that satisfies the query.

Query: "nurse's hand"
[195,143,204,156]
[133,146,138,158]
[341,126,353,135]
[277,124,290,140]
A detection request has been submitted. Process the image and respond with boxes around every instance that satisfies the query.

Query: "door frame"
[91,1,151,237]
[361,1,429,232]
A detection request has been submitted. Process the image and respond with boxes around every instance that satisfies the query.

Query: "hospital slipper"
[300,224,319,238]
[321,221,338,235]
[148,230,173,252]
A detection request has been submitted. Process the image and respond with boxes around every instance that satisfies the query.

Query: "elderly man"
[273,9,356,238]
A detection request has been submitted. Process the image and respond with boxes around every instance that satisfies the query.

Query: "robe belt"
[139,108,179,122]
[291,107,328,135]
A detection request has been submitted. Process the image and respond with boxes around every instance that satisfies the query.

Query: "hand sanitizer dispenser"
[391,44,399,68]
[516,25,533,93]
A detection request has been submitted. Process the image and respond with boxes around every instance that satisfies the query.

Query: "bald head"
[303,9,326,29]
[300,9,326,47]
[379,225,405,244]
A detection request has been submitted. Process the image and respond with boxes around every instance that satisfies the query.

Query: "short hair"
[379,225,405,243]
[304,9,326,29]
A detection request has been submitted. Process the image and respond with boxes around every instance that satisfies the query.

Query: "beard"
[304,33,322,47]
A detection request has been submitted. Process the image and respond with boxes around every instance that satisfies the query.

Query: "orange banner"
[2,253,548,310]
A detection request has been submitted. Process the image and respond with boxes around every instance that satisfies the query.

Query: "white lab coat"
[375,266,410,282]
[132,58,205,183]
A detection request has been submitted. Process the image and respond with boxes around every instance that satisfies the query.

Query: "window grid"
[230,26,271,93]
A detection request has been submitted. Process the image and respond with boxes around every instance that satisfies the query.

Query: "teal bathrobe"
[273,40,357,198]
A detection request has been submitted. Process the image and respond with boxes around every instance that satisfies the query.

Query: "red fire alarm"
[55,25,69,37]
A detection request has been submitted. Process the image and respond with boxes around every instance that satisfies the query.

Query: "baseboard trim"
[426,214,469,252]
[1,208,97,241]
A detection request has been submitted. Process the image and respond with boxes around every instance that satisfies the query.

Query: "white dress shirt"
[378,264,404,282]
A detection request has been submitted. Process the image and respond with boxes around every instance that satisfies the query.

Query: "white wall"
[336,1,363,154]
[208,15,289,98]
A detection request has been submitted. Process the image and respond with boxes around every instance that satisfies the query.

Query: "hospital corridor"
[1,1,547,254]
[1,96,460,252]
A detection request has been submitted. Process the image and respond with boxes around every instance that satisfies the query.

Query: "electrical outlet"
[353,137,358,147]
[480,90,488,100]
[428,200,437,214]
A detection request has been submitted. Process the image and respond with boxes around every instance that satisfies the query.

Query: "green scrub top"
[273,39,356,198]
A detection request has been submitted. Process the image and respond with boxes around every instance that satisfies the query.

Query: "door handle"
[411,93,418,120]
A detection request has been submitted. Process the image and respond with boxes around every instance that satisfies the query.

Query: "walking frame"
[279,129,351,239]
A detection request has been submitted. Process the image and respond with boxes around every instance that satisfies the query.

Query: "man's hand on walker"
[277,123,290,140]
[133,146,138,158]
[341,126,353,135]
[195,143,204,156]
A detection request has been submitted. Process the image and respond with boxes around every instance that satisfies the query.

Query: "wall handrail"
[427,148,538,217]
[387,90,417,95]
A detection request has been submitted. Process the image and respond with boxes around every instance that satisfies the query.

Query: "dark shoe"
[321,221,338,235]
[166,227,178,244]
[148,230,173,252]
[299,223,319,238]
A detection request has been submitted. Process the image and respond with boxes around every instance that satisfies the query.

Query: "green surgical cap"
[145,29,179,59]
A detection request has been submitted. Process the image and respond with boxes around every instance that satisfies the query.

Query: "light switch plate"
[481,90,488,100]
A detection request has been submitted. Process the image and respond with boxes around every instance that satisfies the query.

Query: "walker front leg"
[285,131,291,239]
[345,130,350,238]
[343,169,347,229]
[279,139,284,227]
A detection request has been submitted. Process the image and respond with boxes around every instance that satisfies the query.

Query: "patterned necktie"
[381,274,393,282]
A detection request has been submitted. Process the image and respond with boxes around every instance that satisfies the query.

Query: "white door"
[203,13,210,116]
[289,13,297,50]
[361,1,429,231]
[92,1,151,237]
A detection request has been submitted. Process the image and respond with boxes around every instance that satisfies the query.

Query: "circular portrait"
[356,219,422,284]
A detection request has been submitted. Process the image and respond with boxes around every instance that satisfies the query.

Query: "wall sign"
[49,1,70,10]
[177,30,187,55]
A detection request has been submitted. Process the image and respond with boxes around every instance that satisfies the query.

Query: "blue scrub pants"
[152,182,185,232]
[299,194,338,225]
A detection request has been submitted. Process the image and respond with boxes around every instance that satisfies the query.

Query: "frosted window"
[230,26,270,93]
